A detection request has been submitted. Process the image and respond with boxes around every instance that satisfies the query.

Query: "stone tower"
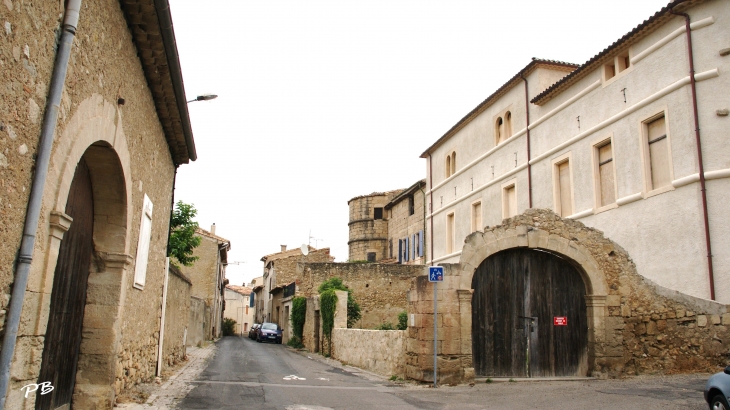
[347,190,400,262]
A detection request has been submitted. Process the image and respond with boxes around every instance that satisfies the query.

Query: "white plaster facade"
[422,0,730,303]
[223,286,253,335]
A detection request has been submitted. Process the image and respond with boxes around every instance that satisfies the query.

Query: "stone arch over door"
[20,94,134,408]
[455,215,609,377]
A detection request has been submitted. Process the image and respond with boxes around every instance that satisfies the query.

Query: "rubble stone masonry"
[297,262,424,329]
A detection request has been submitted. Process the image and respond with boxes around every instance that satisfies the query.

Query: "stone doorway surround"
[10,95,133,409]
[406,209,730,384]
[406,209,610,384]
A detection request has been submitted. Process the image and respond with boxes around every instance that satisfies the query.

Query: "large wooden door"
[472,248,587,377]
[37,158,94,409]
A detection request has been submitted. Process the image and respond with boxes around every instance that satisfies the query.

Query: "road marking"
[188,380,393,392]
[283,375,307,381]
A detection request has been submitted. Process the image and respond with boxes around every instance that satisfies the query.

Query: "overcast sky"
[168,0,670,286]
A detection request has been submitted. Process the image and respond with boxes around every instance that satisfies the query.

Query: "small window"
[646,115,671,191]
[374,207,383,220]
[502,184,517,219]
[445,155,451,178]
[604,62,616,80]
[495,117,504,145]
[446,212,455,254]
[554,159,573,217]
[504,111,512,140]
[596,141,616,207]
[471,201,482,233]
[450,151,456,175]
[133,194,154,289]
[389,239,393,258]
[408,195,415,216]
[367,252,376,262]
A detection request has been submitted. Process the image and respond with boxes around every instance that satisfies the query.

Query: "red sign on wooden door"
[554,316,567,326]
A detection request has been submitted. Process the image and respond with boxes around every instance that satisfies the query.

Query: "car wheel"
[256,336,261,343]
[712,394,730,410]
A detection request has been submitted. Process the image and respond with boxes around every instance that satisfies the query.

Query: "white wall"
[425,1,730,302]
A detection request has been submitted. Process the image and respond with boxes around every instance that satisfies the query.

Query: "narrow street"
[173,336,711,410]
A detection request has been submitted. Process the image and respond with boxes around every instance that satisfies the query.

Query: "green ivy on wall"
[291,297,306,339]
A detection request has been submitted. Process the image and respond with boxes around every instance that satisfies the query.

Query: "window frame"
[551,152,574,218]
[592,136,619,213]
[133,194,154,290]
[640,110,675,198]
[471,200,482,233]
[501,179,517,219]
[445,211,455,254]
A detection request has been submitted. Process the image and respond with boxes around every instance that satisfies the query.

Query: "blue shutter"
[405,236,411,262]
[412,234,416,260]
[398,239,402,263]
[418,230,424,257]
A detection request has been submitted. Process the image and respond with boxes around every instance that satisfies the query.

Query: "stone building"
[251,276,265,324]
[408,0,730,383]
[259,245,333,327]
[224,285,253,336]
[179,226,230,345]
[0,0,197,407]
[348,179,427,264]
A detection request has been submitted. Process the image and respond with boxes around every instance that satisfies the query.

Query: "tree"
[168,201,201,267]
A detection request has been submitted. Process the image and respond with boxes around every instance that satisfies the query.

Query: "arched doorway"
[36,157,94,409]
[471,248,588,377]
[35,138,130,408]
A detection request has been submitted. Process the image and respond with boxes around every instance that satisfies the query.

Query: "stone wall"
[405,209,730,384]
[162,266,191,369]
[297,262,424,329]
[272,248,333,289]
[331,329,406,378]
[1,0,187,406]
[187,296,208,347]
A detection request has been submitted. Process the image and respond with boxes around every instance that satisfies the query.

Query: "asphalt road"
[178,336,712,409]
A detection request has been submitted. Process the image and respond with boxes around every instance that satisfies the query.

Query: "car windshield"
[261,323,278,330]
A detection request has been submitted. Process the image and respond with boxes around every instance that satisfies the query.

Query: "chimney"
[210,223,216,235]
[280,245,287,252]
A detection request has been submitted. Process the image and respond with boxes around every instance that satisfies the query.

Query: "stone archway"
[455,213,609,378]
[20,95,133,408]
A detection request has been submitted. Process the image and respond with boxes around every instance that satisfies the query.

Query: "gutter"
[670,7,715,300]
[521,74,533,208]
[153,0,197,162]
[0,0,83,405]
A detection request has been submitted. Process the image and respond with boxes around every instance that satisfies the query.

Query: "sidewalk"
[115,343,217,409]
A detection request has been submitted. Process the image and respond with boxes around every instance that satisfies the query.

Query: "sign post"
[428,266,443,388]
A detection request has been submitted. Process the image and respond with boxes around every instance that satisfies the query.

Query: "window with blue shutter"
[398,239,403,263]
[418,230,424,257]
[405,236,410,262]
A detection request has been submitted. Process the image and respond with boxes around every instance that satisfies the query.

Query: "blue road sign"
[428,266,444,282]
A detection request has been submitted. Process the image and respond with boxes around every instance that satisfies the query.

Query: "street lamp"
[187,94,218,103]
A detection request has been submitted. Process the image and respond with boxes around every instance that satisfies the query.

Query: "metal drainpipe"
[0,0,82,405]
[521,74,533,208]
[428,154,434,264]
[420,183,427,261]
[670,8,715,300]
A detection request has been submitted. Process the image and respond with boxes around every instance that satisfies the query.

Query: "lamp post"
[187,94,218,103]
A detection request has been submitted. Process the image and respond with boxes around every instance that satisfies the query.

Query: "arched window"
[451,151,456,175]
[446,155,451,178]
[505,111,512,139]
[495,117,504,145]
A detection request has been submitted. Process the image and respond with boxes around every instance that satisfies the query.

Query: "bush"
[287,336,304,349]
[375,322,394,330]
[291,297,307,339]
[222,318,236,336]
[397,311,408,330]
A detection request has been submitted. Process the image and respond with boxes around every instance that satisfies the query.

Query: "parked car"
[256,322,282,344]
[248,323,260,340]
[705,365,730,410]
